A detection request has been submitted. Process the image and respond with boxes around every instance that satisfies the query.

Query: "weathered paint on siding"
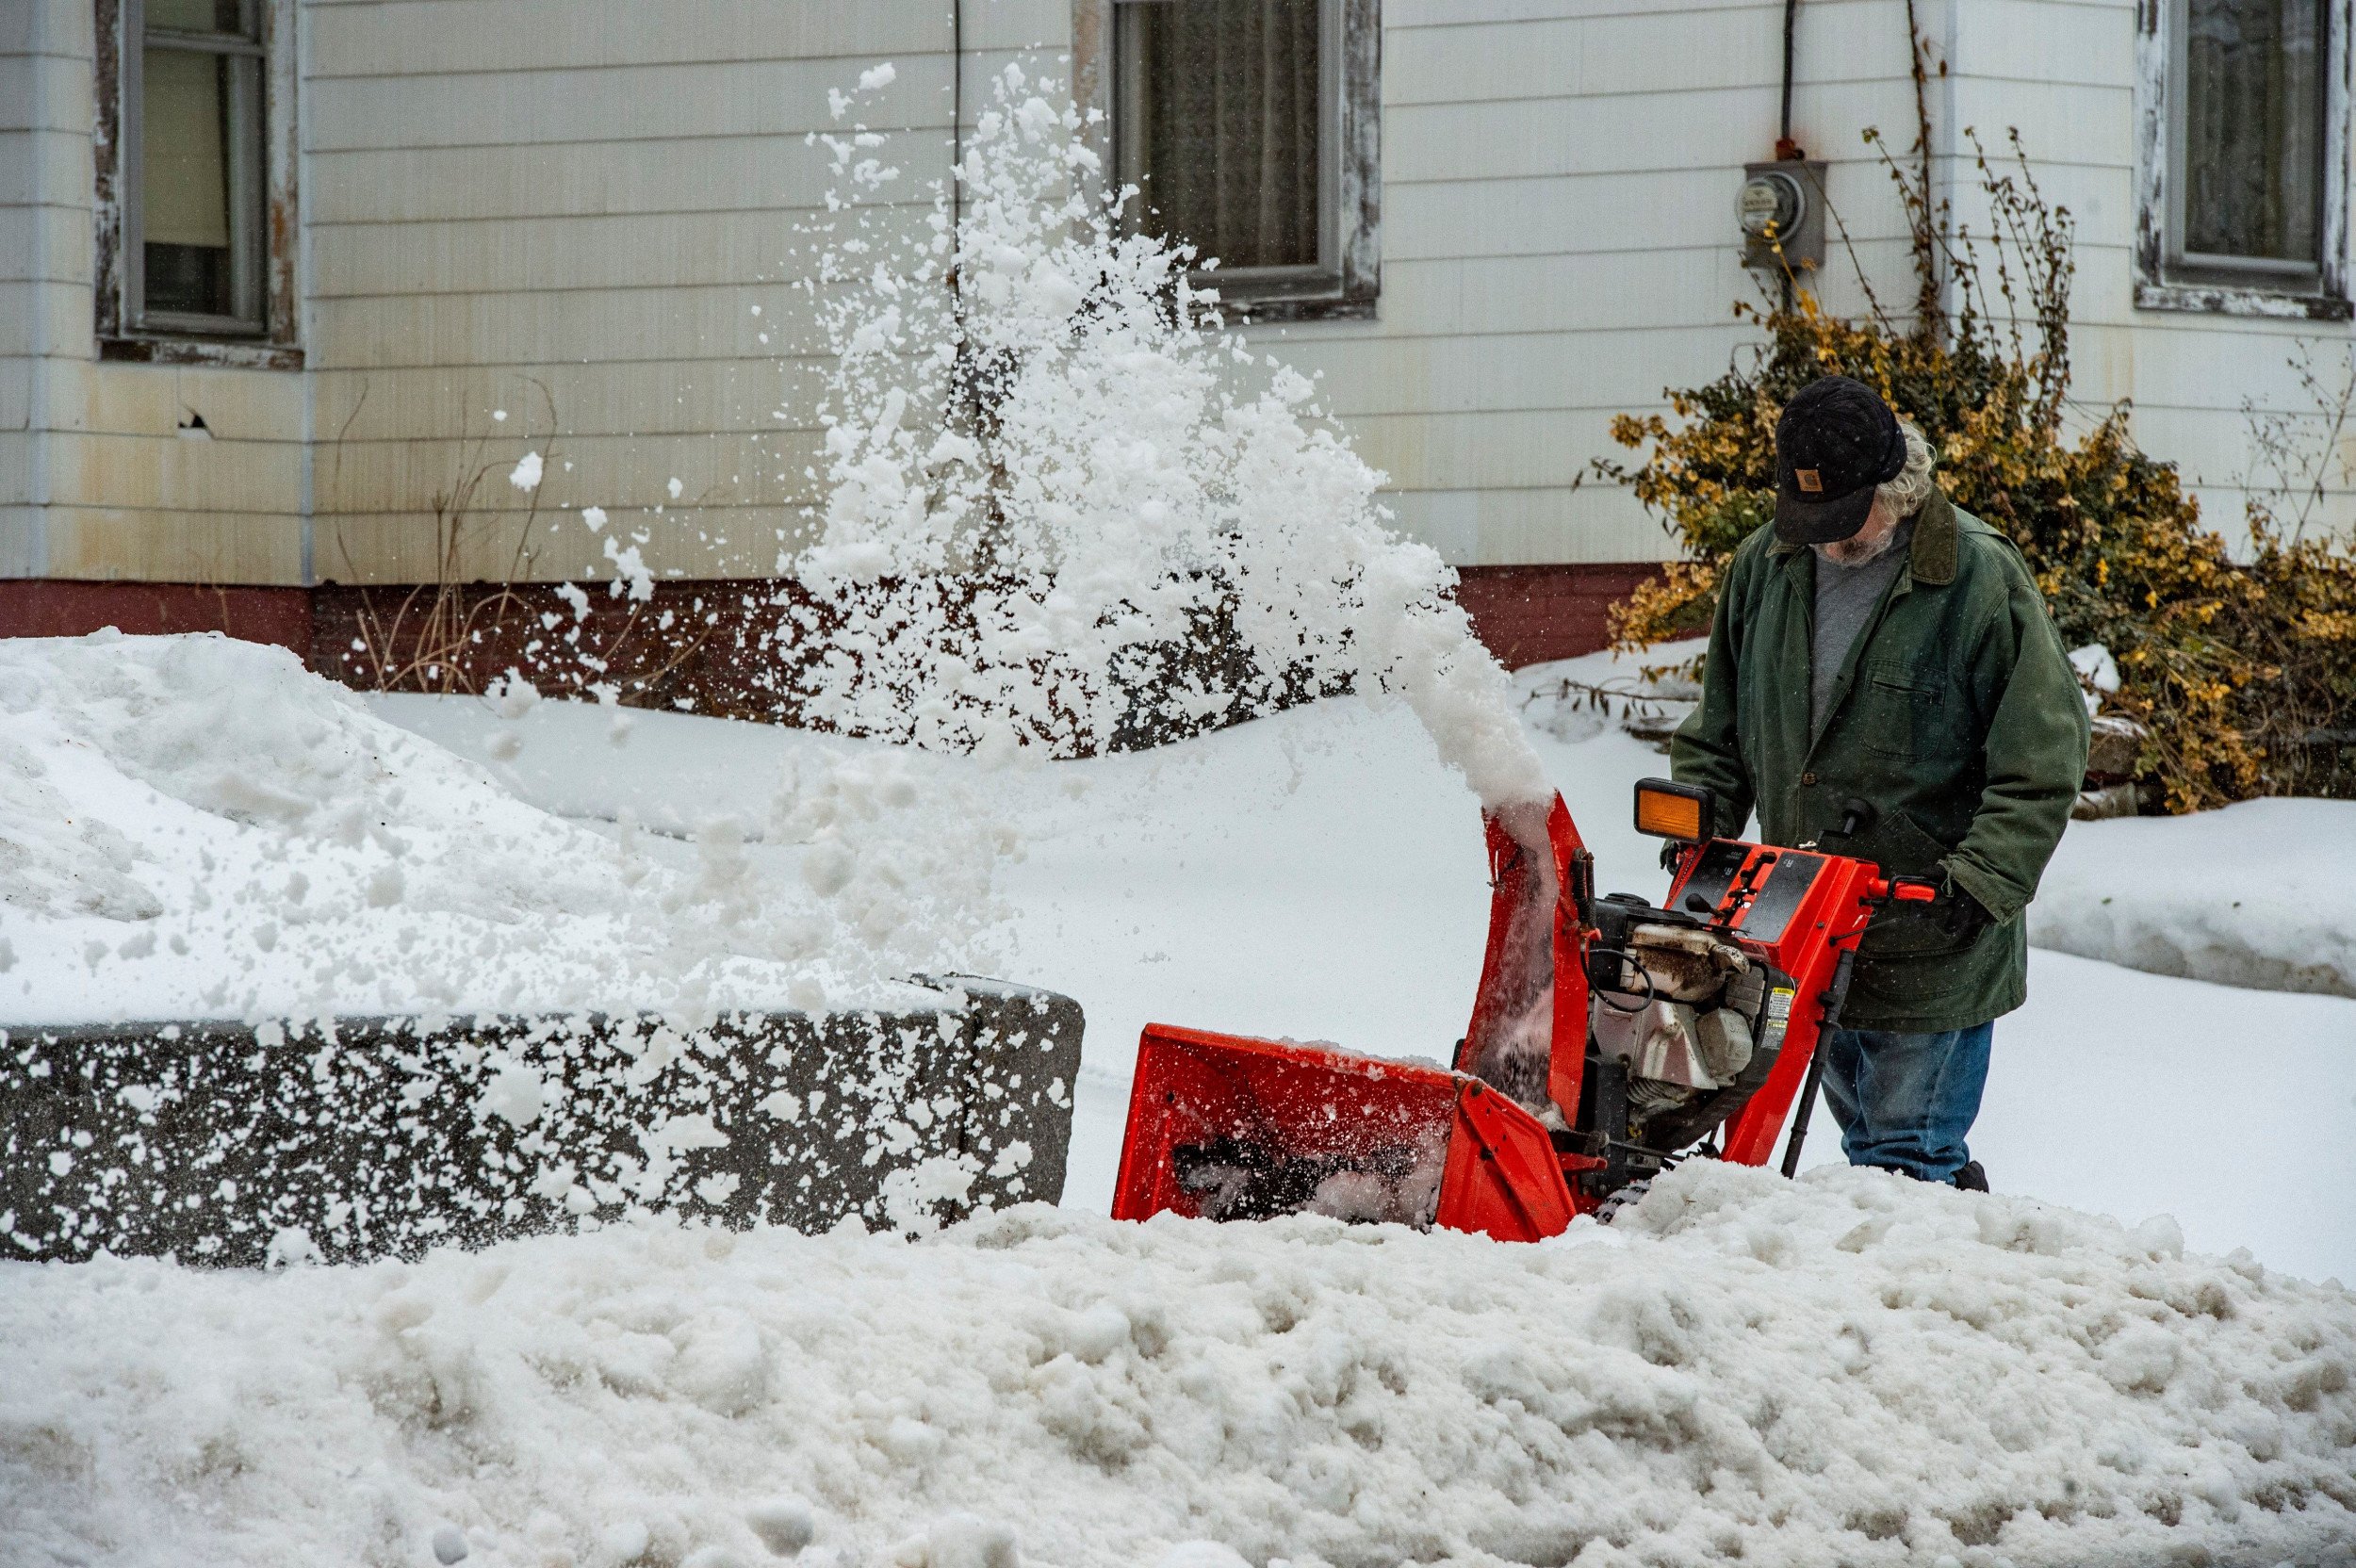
[3,0,2348,588]
[1268,0,1923,564]
[2,0,307,583]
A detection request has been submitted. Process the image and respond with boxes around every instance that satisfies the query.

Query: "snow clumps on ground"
[0,631,1000,1022]
[4,1161,2351,1568]
[2031,796,2356,999]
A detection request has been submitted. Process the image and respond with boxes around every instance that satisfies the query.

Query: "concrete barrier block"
[0,980,1082,1266]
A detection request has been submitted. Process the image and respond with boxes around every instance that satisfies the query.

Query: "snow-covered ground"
[8,637,2348,1278]
[7,1161,2353,1568]
[2033,798,2356,999]
[376,667,2356,1288]
[0,633,990,1021]
[6,638,2355,1567]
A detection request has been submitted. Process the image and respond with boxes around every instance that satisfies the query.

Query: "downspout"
[290,0,317,587]
[951,0,963,239]
[1939,0,1962,324]
[1776,0,1804,161]
[1775,0,1804,310]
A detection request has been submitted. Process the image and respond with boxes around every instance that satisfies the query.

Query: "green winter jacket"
[1670,489,2090,1031]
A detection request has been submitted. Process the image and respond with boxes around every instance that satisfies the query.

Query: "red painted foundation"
[0,580,314,662]
[1452,563,1662,669]
[1,564,1663,708]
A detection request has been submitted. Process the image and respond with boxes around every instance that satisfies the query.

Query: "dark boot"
[1952,1160,1988,1193]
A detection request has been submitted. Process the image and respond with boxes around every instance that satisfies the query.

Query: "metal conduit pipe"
[1776,0,1805,161]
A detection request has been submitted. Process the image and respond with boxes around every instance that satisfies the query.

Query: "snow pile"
[1512,642,1706,751]
[2031,798,2356,999]
[0,632,996,1021]
[4,1161,2351,1568]
[787,65,1546,809]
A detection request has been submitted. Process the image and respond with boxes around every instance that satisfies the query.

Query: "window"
[96,0,299,360]
[2137,0,2351,317]
[1092,0,1380,319]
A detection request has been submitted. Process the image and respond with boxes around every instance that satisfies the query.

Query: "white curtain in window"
[142,47,232,249]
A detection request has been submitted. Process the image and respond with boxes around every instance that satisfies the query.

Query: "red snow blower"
[1111,780,1937,1239]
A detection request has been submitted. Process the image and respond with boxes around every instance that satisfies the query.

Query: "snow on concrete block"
[0,985,1082,1266]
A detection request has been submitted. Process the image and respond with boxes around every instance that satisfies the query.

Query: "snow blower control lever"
[1113,781,1918,1242]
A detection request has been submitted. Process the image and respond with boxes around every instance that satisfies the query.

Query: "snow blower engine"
[1111,781,1937,1239]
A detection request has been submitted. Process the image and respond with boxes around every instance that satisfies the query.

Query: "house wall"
[1272,0,2355,563]
[1939,0,2356,543]
[301,0,1037,587]
[1262,0,1926,566]
[3,0,2348,602]
[2,0,308,585]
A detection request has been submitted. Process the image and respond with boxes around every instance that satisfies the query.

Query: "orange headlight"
[1632,778,1715,841]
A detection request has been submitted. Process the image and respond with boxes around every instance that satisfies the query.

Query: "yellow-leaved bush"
[1603,136,2356,811]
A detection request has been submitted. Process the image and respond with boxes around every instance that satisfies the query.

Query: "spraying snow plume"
[791,66,1548,808]
[1,68,1557,1032]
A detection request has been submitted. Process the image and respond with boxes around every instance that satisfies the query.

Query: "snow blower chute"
[1110,782,1937,1239]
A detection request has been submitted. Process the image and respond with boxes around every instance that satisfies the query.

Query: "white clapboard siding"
[6,0,2350,586]
[297,0,971,582]
[315,504,818,585]
[303,57,957,154]
[35,506,308,582]
[311,210,872,299]
[1272,0,1922,564]
[308,360,831,445]
[2,1,307,577]
[301,2,950,78]
[312,430,827,518]
[1942,0,2356,540]
[310,288,844,371]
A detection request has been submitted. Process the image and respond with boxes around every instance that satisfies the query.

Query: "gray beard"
[1815,527,1901,567]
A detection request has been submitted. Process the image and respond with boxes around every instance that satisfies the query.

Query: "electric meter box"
[1739,160,1827,273]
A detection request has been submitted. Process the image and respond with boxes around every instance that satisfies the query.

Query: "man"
[1670,375,2087,1190]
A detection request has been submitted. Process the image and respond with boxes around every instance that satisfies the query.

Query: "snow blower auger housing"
[1111,781,1937,1241]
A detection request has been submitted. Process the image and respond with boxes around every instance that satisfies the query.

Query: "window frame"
[94,0,303,366]
[2135,0,2353,320]
[1076,0,1381,322]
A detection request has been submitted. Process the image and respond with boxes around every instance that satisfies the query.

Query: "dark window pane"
[147,0,254,38]
[140,41,261,325]
[144,242,232,316]
[1123,0,1321,270]
[2184,0,2325,263]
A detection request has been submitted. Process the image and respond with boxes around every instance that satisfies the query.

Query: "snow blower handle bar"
[1869,876,1940,904]
[1781,876,1933,1176]
[1778,945,1860,1178]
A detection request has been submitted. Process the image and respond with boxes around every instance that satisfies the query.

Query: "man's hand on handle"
[1937,874,1993,941]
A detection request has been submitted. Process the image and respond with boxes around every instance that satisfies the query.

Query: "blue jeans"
[1818,1023,1993,1184]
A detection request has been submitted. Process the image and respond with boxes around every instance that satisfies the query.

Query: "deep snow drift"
[6,1161,2351,1568]
[8,652,2355,1566]
[0,632,990,1021]
[2032,797,2356,999]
